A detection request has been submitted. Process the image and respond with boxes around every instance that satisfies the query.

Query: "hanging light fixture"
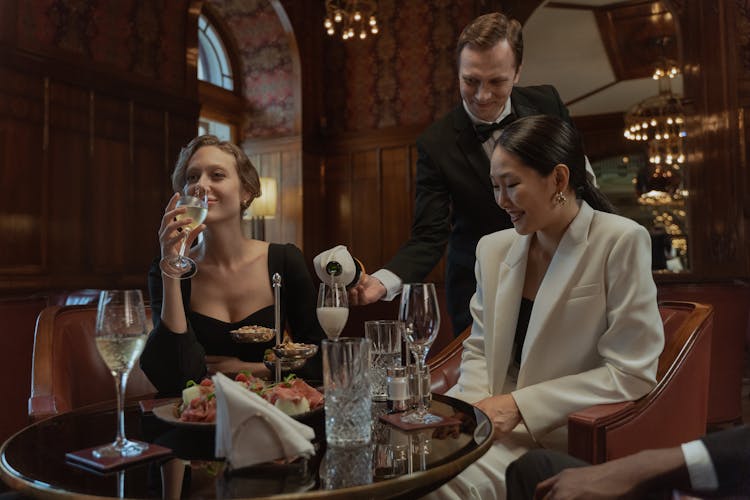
[624,36,686,206]
[324,0,379,41]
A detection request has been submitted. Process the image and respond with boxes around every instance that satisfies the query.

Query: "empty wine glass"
[399,283,442,424]
[93,290,150,458]
[159,184,208,279]
[316,282,349,340]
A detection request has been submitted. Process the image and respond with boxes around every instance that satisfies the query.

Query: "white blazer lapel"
[489,233,531,394]
[519,202,595,371]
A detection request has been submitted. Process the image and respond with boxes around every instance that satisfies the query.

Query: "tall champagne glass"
[93,290,150,458]
[399,283,442,424]
[316,282,349,340]
[159,184,208,279]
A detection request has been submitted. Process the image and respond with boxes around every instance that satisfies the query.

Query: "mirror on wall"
[519,0,688,272]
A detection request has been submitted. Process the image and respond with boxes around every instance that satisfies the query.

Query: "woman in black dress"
[140,135,323,395]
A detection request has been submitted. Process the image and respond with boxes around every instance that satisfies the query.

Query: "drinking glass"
[322,337,372,446]
[398,283,442,424]
[93,290,150,458]
[316,282,349,340]
[160,184,208,279]
[365,320,403,401]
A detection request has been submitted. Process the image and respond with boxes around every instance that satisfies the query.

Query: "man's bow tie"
[475,113,516,143]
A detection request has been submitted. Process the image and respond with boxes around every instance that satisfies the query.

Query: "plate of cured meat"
[152,373,324,429]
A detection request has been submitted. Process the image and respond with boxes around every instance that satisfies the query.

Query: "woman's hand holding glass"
[159,184,208,279]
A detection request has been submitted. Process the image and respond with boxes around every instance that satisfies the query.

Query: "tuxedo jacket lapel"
[519,203,594,378]
[453,107,494,195]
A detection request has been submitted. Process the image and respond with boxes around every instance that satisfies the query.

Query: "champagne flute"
[159,184,208,279]
[93,290,150,458]
[316,282,349,340]
[399,283,442,424]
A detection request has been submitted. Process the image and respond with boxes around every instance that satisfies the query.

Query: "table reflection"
[1,395,491,499]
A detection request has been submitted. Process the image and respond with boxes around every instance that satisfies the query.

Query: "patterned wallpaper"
[207,0,296,138]
[324,0,477,133]
[17,0,186,90]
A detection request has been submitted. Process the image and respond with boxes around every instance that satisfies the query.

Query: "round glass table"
[0,394,492,499]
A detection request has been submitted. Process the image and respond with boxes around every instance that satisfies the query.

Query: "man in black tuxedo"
[505,425,750,499]
[350,12,580,335]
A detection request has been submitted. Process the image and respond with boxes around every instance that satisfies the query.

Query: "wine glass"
[93,290,150,458]
[159,184,208,279]
[399,283,442,424]
[316,282,349,340]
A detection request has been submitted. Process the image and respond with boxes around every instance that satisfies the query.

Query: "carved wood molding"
[323,124,423,153]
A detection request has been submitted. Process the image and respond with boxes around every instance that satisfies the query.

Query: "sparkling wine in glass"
[399,283,442,424]
[159,184,208,279]
[93,290,150,458]
[316,282,349,340]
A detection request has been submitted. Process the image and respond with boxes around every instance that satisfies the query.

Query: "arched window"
[198,14,233,91]
[196,11,243,142]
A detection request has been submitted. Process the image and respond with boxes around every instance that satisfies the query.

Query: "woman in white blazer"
[432,115,664,500]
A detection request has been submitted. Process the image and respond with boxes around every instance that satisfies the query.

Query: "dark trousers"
[506,449,588,500]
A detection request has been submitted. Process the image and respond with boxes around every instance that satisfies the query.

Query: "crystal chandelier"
[624,57,686,169]
[324,0,379,41]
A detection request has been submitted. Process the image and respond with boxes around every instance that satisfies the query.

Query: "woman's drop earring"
[554,191,567,207]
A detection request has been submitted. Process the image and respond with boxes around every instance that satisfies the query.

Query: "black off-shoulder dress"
[140,243,324,395]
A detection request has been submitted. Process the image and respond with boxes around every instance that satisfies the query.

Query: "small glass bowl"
[272,343,319,360]
[263,357,306,372]
[230,326,276,343]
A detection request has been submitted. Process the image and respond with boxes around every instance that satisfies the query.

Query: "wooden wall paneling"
[302,150,325,259]
[129,103,166,277]
[91,92,129,275]
[380,145,412,267]
[0,67,45,274]
[47,80,89,277]
[351,149,381,269]
[323,153,352,249]
[0,0,18,45]
[680,1,744,277]
[280,147,302,246]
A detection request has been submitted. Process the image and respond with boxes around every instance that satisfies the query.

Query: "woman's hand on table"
[205,355,269,379]
[475,393,522,437]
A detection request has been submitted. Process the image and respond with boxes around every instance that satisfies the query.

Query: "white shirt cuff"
[371,269,402,301]
[681,440,719,491]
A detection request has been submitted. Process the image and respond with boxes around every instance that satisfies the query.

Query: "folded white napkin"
[313,245,362,288]
[212,373,315,469]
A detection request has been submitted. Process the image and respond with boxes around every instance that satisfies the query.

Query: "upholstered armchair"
[28,304,156,421]
[428,301,714,465]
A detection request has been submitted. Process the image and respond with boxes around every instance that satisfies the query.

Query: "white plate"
[152,403,215,428]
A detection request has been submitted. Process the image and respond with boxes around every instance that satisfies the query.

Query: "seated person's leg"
[506,449,589,500]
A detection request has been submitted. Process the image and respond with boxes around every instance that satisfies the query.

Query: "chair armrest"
[28,395,63,422]
[567,401,634,463]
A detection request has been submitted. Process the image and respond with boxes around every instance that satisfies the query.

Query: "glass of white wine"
[316,282,349,340]
[159,184,208,279]
[399,283,442,425]
[93,290,150,458]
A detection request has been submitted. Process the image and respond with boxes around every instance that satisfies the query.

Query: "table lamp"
[243,176,277,241]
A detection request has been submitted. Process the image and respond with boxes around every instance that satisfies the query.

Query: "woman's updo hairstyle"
[496,115,615,213]
[172,135,261,210]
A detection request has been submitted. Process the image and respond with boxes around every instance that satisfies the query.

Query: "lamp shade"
[248,177,277,218]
